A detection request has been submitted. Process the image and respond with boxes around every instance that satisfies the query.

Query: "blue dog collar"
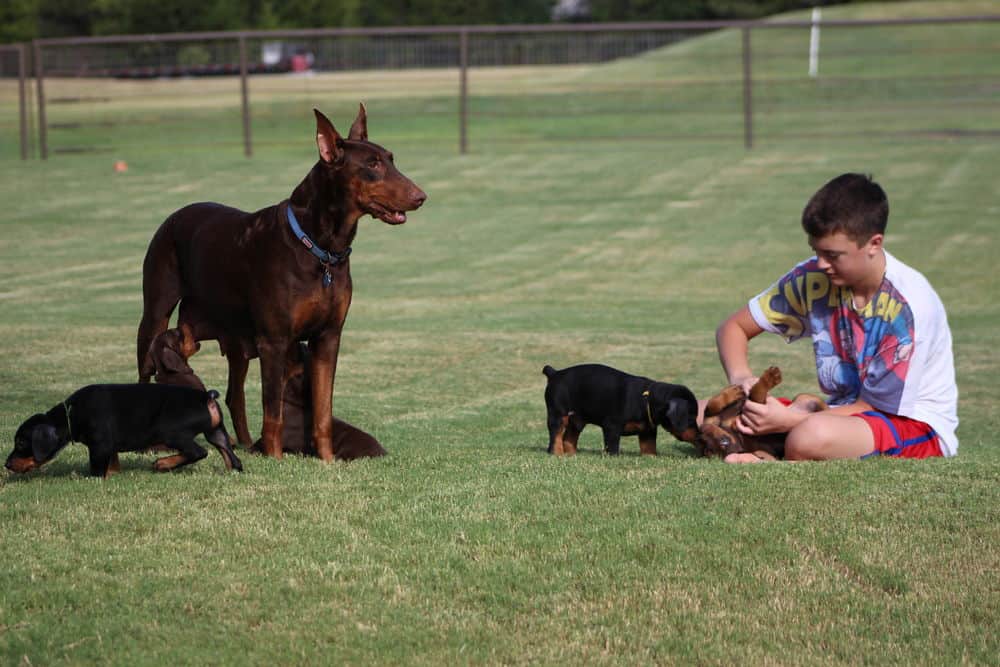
[286,204,351,287]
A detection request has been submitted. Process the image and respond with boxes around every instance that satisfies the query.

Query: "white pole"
[809,7,821,78]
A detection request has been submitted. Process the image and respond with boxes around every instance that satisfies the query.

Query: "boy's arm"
[716,305,765,389]
[827,399,875,416]
[737,395,876,436]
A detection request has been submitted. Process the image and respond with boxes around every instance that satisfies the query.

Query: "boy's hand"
[735,396,798,435]
[734,376,759,396]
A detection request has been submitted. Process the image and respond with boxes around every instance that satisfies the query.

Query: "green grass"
[2,3,999,665]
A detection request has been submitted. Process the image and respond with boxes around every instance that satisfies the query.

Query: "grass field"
[2,3,999,665]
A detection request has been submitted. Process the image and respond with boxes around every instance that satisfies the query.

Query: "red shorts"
[776,398,943,459]
[855,411,943,459]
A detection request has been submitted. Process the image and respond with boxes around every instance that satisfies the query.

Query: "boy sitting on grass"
[714,173,957,462]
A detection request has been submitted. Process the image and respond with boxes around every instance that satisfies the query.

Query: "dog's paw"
[703,384,747,419]
[748,367,782,403]
[153,455,185,472]
[759,366,782,389]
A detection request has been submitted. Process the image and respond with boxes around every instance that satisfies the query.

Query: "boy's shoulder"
[882,250,946,313]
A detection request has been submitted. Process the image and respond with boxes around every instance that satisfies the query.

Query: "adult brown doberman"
[136,105,426,461]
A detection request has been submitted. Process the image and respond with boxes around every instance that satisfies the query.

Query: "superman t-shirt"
[747,250,958,456]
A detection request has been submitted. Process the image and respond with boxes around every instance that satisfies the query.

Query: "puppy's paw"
[748,367,782,403]
[759,366,782,389]
[153,455,185,472]
[705,385,746,417]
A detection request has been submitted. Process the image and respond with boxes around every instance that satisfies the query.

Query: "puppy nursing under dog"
[7,384,242,478]
[150,330,385,461]
[543,364,699,456]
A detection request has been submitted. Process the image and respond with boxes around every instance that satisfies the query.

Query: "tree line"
[1,0,870,43]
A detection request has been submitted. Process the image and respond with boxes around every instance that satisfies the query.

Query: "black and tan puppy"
[542,364,699,456]
[7,384,242,478]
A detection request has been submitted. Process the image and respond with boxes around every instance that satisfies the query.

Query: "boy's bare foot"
[723,452,765,464]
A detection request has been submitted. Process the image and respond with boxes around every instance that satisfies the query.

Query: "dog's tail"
[542,365,558,379]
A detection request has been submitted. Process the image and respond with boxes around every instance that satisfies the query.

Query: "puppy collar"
[286,204,351,287]
[642,389,655,429]
[62,400,74,443]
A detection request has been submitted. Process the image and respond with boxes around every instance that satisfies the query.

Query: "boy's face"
[809,231,884,289]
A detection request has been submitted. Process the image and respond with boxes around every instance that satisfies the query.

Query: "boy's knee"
[785,419,818,461]
[785,413,873,461]
[785,415,830,460]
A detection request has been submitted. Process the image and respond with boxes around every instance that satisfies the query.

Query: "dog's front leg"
[257,338,290,459]
[309,332,342,462]
[601,425,623,455]
[89,448,117,478]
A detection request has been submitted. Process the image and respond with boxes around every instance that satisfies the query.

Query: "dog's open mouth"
[367,202,407,225]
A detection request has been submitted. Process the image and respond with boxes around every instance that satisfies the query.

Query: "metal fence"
[1,16,998,160]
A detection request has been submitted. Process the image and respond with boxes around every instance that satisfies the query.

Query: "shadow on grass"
[510,440,701,459]
[1,451,228,481]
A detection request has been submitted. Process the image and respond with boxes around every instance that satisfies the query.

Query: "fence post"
[239,34,252,157]
[17,43,28,160]
[741,26,753,150]
[32,40,47,160]
[459,28,468,155]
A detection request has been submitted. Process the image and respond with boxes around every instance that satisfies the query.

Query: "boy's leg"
[784,413,875,460]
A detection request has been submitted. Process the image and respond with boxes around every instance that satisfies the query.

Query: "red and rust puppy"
[543,364,699,456]
[250,343,386,461]
[697,366,827,460]
[150,324,205,391]
[6,384,242,478]
[137,105,425,461]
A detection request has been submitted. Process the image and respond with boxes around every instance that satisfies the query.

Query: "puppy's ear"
[663,398,692,431]
[31,424,62,463]
[157,348,191,375]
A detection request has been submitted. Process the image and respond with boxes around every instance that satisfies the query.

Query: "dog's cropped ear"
[31,424,62,463]
[347,102,368,142]
[314,108,345,165]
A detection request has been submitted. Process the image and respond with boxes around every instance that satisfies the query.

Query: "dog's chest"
[290,277,352,336]
[622,420,653,435]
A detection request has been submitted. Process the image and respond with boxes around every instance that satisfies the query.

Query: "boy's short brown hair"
[801,173,889,246]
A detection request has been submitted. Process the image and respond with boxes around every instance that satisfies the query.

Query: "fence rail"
[2,16,998,159]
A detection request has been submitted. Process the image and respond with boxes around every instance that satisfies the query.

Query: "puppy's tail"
[542,365,557,379]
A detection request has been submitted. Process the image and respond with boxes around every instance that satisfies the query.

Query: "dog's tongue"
[390,211,406,224]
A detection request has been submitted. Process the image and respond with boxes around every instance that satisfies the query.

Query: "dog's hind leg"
[153,439,207,472]
[224,351,253,446]
[562,420,582,456]
[204,426,243,472]
[748,366,782,404]
[548,414,568,455]
[137,224,182,382]
[788,392,828,413]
